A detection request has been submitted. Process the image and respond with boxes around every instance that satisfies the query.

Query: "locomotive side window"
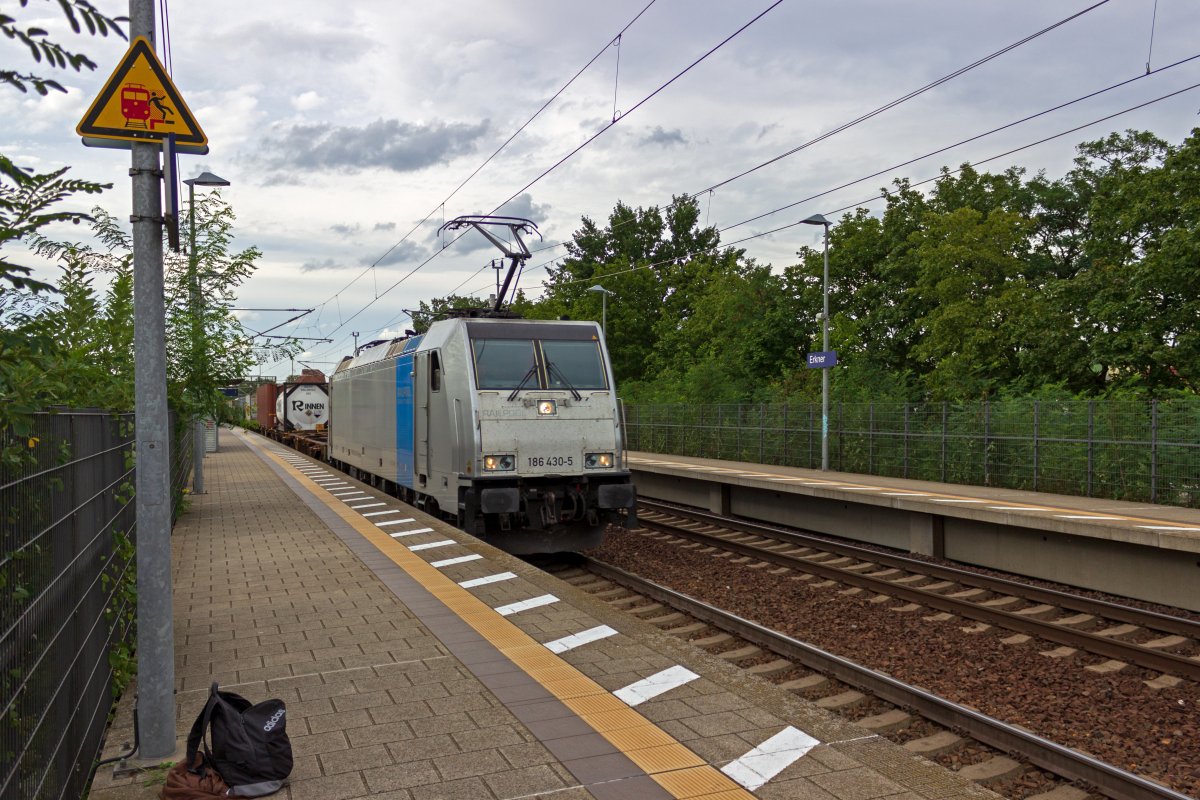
[472,339,538,389]
[540,340,607,390]
[430,351,442,392]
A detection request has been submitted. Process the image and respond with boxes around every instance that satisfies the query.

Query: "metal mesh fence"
[624,398,1200,508]
[1,411,192,800]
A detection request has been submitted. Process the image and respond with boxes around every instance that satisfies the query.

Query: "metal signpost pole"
[188,180,204,494]
[821,223,830,471]
[129,0,175,760]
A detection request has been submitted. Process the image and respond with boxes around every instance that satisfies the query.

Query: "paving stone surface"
[86,429,1001,800]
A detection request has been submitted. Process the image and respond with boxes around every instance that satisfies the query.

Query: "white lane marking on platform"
[333,492,370,499]
[315,480,347,486]
[386,525,434,537]
[374,518,417,527]
[988,506,1039,511]
[545,625,618,654]
[834,487,880,491]
[362,509,403,517]
[409,540,457,552]
[350,502,386,510]
[1138,525,1200,531]
[459,572,517,588]
[767,477,810,482]
[687,466,722,471]
[431,554,483,568]
[495,594,558,616]
[1054,515,1123,520]
[721,726,820,791]
[930,498,984,503]
[614,666,699,706]
[882,492,929,496]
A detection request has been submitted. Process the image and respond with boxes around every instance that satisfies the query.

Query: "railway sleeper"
[958,755,1023,786]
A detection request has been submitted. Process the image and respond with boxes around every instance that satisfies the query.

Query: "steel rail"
[583,557,1191,800]
[639,499,1200,639]
[635,511,1200,681]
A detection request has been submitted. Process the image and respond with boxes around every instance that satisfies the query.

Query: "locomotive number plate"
[527,455,573,468]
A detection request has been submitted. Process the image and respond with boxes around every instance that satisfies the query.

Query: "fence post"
[903,403,910,479]
[984,399,991,486]
[838,401,843,471]
[868,401,874,473]
[1150,399,1158,503]
[941,402,948,482]
[783,403,790,466]
[809,404,814,468]
[1087,400,1094,497]
[1033,399,1039,492]
[759,403,765,463]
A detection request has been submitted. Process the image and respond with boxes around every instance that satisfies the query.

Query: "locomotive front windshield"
[471,338,608,390]
[472,339,537,389]
[542,340,606,389]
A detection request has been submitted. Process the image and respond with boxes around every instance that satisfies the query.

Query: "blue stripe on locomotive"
[394,335,423,488]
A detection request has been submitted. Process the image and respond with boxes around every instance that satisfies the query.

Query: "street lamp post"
[184,171,230,493]
[802,213,831,471]
[588,284,614,335]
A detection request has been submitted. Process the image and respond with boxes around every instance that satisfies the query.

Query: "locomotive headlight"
[537,400,557,416]
[483,454,515,471]
[585,452,614,469]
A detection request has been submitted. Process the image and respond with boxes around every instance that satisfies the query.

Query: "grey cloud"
[368,240,425,267]
[329,223,360,237]
[641,126,686,147]
[373,221,397,232]
[495,193,551,225]
[261,118,491,174]
[301,258,344,272]
[223,23,374,63]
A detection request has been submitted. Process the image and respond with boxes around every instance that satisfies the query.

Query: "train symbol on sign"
[120,83,175,131]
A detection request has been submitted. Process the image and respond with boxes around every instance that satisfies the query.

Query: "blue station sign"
[806,351,838,369]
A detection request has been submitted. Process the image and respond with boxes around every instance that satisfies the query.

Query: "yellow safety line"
[630,457,1200,531]
[254,438,756,800]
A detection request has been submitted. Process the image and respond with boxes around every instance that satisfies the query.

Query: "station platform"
[627,452,1200,611]
[88,429,998,800]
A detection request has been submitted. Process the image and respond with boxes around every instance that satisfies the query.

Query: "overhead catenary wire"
[508,48,1200,291]
[289,0,661,341]
[287,0,784,369]
[539,80,1200,292]
[687,0,1114,200]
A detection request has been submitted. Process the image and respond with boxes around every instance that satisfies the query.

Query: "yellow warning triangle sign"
[77,36,207,147]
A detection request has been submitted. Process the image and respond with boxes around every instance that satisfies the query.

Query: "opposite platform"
[88,428,997,800]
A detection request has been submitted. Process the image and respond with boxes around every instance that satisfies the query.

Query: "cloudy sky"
[6,0,1200,377]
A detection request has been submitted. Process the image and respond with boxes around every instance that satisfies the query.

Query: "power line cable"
[293,0,661,327]
[294,0,784,366]
[688,0,1114,199]
[544,80,1200,290]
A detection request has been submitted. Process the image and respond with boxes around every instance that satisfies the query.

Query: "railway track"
[636,500,1200,684]
[557,556,1193,800]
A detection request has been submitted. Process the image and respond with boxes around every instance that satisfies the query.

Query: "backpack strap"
[185,682,222,776]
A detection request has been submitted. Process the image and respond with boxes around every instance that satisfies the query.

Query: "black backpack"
[186,682,293,797]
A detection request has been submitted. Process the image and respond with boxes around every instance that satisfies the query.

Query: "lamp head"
[588,284,614,295]
[801,213,830,227]
[184,171,231,188]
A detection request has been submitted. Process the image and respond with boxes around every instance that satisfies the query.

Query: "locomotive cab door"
[415,353,430,487]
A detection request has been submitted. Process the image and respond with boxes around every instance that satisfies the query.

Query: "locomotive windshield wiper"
[507,364,539,401]
[545,361,582,400]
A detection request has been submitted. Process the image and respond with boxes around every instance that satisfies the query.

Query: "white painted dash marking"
[495,594,559,616]
[835,487,880,491]
[350,502,386,510]
[333,492,370,498]
[362,509,403,517]
[431,554,483,568]
[545,625,618,654]
[930,498,984,504]
[614,665,699,706]
[459,572,517,588]
[374,518,417,527]
[409,540,456,552]
[721,726,820,790]
[987,506,1040,511]
[389,527,435,538]
[1053,515,1124,520]
[882,492,930,496]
